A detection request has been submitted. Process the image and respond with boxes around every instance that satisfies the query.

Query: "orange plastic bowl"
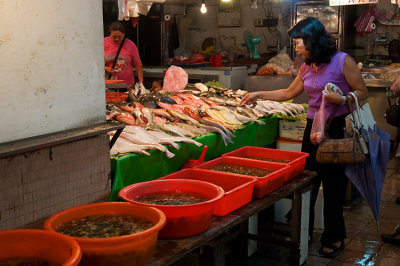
[119,179,225,238]
[0,229,81,265]
[44,202,166,266]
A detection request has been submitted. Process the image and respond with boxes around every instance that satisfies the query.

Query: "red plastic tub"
[44,202,166,266]
[222,146,309,182]
[0,229,81,265]
[195,156,290,198]
[106,92,128,103]
[159,168,256,216]
[119,179,224,238]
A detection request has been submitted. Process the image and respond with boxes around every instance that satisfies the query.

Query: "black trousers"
[301,114,348,245]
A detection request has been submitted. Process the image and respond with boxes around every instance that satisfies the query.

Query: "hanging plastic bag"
[163,65,188,92]
[310,94,327,145]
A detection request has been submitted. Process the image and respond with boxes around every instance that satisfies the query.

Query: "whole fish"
[148,130,203,147]
[119,105,134,113]
[151,109,171,118]
[197,124,233,146]
[118,131,175,158]
[157,102,185,112]
[151,123,194,137]
[115,112,136,125]
[199,118,235,139]
[141,107,154,124]
[110,136,151,156]
[124,126,180,149]
[167,109,199,124]
[132,106,147,126]
[233,112,265,124]
[194,83,209,92]
[175,123,210,136]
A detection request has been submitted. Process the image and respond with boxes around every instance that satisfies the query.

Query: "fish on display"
[152,116,167,124]
[199,118,235,138]
[160,97,177,104]
[115,112,136,125]
[147,130,203,147]
[117,130,175,158]
[157,102,185,112]
[175,123,210,136]
[167,109,199,125]
[194,83,208,92]
[150,122,194,137]
[110,135,151,156]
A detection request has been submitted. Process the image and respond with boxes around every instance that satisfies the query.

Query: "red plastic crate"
[222,146,309,182]
[195,157,290,198]
[159,168,256,216]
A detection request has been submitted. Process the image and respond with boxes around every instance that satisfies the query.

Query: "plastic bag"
[310,94,327,145]
[163,66,188,92]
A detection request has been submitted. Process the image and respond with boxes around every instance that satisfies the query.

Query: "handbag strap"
[106,37,126,79]
[111,37,125,70]
[325,91,360,132]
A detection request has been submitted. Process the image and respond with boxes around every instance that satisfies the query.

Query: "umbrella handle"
[198,145,208,162]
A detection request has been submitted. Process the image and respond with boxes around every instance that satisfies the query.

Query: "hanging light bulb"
[251,0,258,10]
[221,0,232,2]
[200,1,207,14]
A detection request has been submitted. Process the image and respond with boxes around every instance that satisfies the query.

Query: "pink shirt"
[299,52,352,119]
[104,37,142,86]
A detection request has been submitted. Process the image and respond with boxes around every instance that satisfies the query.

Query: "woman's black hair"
[288,17,336,66]
[108,21,125,34]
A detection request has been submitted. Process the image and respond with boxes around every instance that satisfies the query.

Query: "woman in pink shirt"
[104,21,143,87]
[241,17,368,258]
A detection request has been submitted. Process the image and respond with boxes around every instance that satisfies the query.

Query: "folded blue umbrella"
[345,125,391,232]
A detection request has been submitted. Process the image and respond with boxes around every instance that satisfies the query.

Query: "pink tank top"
[299,52,352,119]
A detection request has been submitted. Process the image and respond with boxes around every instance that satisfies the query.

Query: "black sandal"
[319,240,344,258]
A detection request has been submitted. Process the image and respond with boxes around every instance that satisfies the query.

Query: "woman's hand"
[324,92,346,105]
[105,66,117,74]
[240,91,263,106]
[390,76,400,98]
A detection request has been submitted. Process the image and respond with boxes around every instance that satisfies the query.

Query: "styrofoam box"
[279,120,306,140]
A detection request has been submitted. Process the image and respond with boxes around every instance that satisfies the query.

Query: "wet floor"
[243,155,400,265]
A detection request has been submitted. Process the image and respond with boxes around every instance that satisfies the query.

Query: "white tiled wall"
[0,134,111,230]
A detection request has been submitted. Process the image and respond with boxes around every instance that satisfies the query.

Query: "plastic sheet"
[163,66,188,92]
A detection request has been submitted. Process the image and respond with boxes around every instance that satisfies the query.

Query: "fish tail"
[165,150,175,158]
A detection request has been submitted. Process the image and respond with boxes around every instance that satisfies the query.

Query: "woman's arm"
[240,74,304,105]
[135,65,144,84]
[343,56,368,102]
[325,56,368,105]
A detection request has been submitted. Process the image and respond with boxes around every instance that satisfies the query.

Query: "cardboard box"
[279,120,306,141]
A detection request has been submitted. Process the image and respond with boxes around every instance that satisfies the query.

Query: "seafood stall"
[107,66,308,201]
[109,116,278,201]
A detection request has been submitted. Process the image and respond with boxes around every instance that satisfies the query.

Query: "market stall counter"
[109,116,279,201]
[148,170,317,266]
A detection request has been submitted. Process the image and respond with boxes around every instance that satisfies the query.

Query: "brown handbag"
[316,92,368,165]
[316,131,367,164]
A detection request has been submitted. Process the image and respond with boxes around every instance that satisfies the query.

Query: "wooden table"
[148,170,317,266]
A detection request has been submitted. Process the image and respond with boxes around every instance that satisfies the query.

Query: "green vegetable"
[204,80,225,88]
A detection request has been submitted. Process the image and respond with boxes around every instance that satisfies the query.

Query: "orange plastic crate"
[195,157,290,198]
[105,92,128,103]
[222,146,309,182]
[159,168,256,216]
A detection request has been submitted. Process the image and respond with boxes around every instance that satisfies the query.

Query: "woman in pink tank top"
[240,17,368,258]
